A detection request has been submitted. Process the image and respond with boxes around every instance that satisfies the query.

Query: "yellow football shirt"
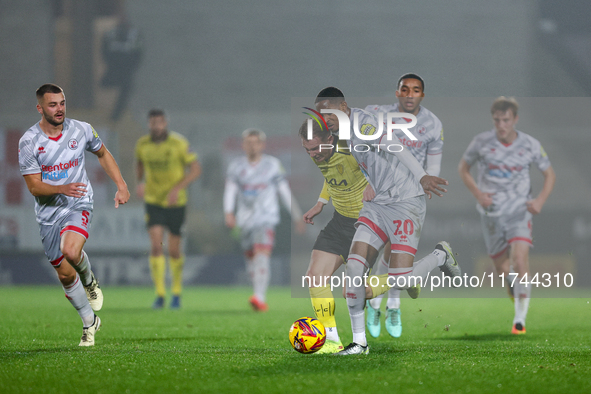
[314,140,367,218]
[135,131,197,207]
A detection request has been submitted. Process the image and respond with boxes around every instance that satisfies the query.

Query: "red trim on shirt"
[48,133,62,141]
[357,217,388,243]
[390,244,417,256]
[60,225,89,239]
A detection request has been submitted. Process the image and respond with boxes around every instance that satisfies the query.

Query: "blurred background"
[1,0,590,293]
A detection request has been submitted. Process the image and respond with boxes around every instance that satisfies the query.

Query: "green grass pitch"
[0,286,590,393]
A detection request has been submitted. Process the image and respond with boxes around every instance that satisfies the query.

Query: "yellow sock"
[149,255,166,297]
[169,255,184,296]
[309,286,337,329]
[369,274,390,299]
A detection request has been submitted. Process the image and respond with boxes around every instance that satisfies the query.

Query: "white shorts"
[481,207,532,259]
[356,196,426,256]
[240,225,276,255]
[39,209,93,267]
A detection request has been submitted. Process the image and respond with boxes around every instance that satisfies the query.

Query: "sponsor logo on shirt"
[41,158,80,181]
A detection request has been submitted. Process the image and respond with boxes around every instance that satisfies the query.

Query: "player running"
[458,97,555,335]
[224,128,305,312]
[18,84,130,346]
[364,73,444,339]
[308,87,460,356]
[135,109,201,309]
[299,87,375,353]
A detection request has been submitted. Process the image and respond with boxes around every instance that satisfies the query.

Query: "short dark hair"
[314,86,345,104]
[491,96,518,116]
[36,84,64,100]
[148,108,166,118]
[298,118,331,141]
[397,73,425,92]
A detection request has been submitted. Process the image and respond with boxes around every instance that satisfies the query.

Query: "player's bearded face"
[39,93,66,127]
[149,116,168,139]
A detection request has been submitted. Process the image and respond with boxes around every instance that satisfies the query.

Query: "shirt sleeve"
[85,124,103,153]
[318,180,330,204]
[427,117,444,155]
[532,139,551,172]
[182,140,198,165]
[18,138,41,175]
[462,135,482,166]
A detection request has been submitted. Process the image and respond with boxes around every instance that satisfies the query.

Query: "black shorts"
[313,210,358,261]
[145,204,186,236]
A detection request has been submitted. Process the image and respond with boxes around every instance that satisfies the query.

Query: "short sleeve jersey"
[347,107,424,204]
[462,130,551,216]
[18,118,103,225]
[313,138,367,219]
[225,154,286,230]
[135,131,197,208]
[364,103,444,168]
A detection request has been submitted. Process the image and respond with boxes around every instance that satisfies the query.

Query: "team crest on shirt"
[336,164,344,175]
[417,126,426,135]
[68,139,78,150]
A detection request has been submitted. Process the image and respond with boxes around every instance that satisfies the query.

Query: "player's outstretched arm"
[458,158,493,208]
[93,145,130,208]
[223,178,238,228]
[277,179,306,234]
[526,166,556,215]
[23,173,87,198]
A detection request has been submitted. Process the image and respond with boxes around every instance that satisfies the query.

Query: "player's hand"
[295,219,307,234]
[167,188,180,206]
[526,199,543,215]
[303,202,324,225]
[60,183,87,198]
[114,187,130,208]
[363,184,375,202]
[420,175,448,199]
[225,213,236,229]
[136,183,145,199]
[477,191,494,208]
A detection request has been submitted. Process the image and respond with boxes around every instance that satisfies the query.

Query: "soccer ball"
[288,317,326,354]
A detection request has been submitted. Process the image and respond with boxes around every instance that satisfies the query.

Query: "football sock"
[169,255,184,295]
[351,311,367,346]
[369,255,388,310]
[345,254,368,346]
[63,273,94,326]
[309,285,339,342]
[252,253,270,303]
[386,289,401,309]
[407,250,445,284]
[513,275,531,326]
[73,250,92,286]
[149,255,166,297]
[388,267,414,290]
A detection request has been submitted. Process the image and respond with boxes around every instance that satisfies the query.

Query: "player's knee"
[57,270,76,286]
[151,243,163,256]
[61,246,82,265]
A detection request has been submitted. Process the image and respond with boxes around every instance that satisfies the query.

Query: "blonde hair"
[491,96,519,116]
[242,128,266,141]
